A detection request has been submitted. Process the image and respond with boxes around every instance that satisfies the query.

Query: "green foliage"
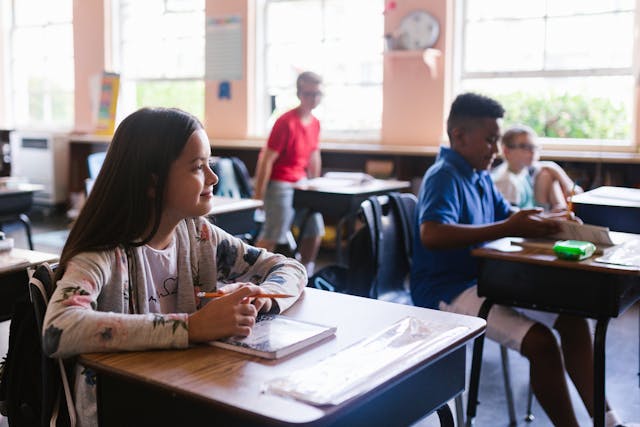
[493,92,630,140]
[136,80,205,122]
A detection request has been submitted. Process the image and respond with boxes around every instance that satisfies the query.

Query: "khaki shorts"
[439,285,559,353]
[260,180,324,244]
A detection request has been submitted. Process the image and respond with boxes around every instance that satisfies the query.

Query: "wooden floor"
[1,209,638,426]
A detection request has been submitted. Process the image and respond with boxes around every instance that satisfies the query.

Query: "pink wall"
[73,0,106,133]
[205,0,253,139]
[201,0,451,145]
[381,0,450,146]
[70,1,639,149]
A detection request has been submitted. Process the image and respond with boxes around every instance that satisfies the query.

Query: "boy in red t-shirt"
[254,71,325,275]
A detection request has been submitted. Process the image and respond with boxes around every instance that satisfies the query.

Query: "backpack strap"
[30,263,77,427]
[388,192,412,264]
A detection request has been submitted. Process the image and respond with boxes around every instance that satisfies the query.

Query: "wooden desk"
[80,288,485,427]
[208,195,263,236]
[0,181,45,249]
[0,248,59,320]
[293,178,410,261]
[469,239,640,427]
[571,186,640,234]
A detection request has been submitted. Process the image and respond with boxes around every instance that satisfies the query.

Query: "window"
[457,0,636,147]
[8,0,74,129]
[113,0,205,121]
[257,0,384,139]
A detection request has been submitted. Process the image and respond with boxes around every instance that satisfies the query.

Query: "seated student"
[410,93,633,427]
[42,107,306,427]
[491,124,582,211]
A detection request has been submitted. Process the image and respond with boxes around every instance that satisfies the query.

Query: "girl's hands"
[188,285,262,343]
[218,283,273,314]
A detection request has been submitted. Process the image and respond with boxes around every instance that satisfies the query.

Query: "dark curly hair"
[446,93,505,141]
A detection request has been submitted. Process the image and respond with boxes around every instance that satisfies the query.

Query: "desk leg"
[335,215,347,264]
[466,299,493,427]
[594,318,609,427]
[436,403,454,427]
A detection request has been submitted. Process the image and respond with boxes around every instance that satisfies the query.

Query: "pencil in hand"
[196,291,295,299]
[567,182,576,213]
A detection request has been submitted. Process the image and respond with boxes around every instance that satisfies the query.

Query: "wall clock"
[396,10,440,50]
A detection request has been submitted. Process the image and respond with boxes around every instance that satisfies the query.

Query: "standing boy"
[254,71,324,276]
[410,93,629,427]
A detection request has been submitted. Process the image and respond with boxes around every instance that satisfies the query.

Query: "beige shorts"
[439,285,559,353]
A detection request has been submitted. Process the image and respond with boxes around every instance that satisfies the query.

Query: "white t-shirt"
[491,162,534,208]
[141,236,178,313]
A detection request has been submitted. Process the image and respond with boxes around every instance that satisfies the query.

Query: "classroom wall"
[205,0,254,139]
[203,0,452,146]
[70,0,640,150]
[73,0,107,133]
[72,0,452,146]
[381,0,450,146]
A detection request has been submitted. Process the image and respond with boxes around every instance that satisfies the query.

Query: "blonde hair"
[501,124,537,148]
[296,71,322,93]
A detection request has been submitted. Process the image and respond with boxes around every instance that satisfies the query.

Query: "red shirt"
[267,108,320,183]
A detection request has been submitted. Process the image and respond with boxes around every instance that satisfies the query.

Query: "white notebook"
[210,314,336,360]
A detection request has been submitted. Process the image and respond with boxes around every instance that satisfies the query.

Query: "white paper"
[264,317,469,406]
[587,186,640,203]
[205,15,243,81]
[595,238,640,267]
[549,220,613,246]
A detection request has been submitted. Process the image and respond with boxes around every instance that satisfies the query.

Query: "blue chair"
[84,151,106,195]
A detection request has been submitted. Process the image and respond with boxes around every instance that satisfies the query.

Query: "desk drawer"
[477,258,640,318]
[0,192,33,216]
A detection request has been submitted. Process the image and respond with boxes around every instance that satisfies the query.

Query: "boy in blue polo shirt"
[410,93,630,427]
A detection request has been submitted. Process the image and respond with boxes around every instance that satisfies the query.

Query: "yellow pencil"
[567,182,576,214]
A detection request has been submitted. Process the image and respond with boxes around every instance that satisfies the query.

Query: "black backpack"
[0,263,73,427]
[308,192,416,302]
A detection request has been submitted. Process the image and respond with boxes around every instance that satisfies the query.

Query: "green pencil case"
[553,240,596,261]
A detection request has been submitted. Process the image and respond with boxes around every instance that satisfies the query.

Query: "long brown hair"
[57,107,203,278]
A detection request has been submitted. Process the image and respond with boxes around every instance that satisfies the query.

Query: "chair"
[210,157,266,243]
[362,192,416,305]
[308,192,414,299]
[211,157,244,199]
[0,191,34,249]
[84,151,106,195]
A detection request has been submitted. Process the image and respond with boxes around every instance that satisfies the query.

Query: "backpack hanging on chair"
[0,263,76,427]
[308,191,415,302]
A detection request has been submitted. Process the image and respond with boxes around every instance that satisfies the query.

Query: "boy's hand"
[539,210,583,224]
[506,208,561,238]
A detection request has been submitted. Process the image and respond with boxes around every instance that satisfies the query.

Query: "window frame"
[454,0,640,152]
[7,0,74,130]
[111,0,206,121]
[253,0,384,140]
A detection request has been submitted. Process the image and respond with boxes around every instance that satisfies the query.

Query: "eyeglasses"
[505,143,539,152]
[300,91,323,98]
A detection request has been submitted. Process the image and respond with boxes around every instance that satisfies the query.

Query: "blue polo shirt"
[410,147,511,309]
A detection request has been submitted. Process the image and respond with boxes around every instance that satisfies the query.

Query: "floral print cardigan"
[42,216,307,427]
